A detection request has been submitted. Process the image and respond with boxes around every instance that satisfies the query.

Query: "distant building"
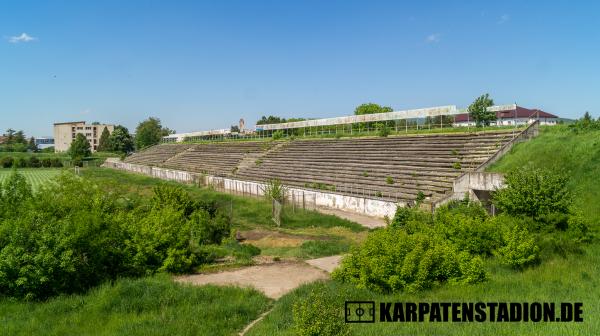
[453,105,559,127]
[34,137,55,149]
[0,136,7,144]
[53,121,114,152]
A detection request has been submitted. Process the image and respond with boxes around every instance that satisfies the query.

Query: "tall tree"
[68,133,91,159]
[134,117,173,149]
[108,125,134,153]
[468,94,496,126]
[4,129,15,144]
[27,137,38,152]
[13,131,26,144]
[97,127,111,152]
[354,103,393,115]
[256,115,287,125]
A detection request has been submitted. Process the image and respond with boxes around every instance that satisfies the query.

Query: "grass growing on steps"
[0,274,271,336]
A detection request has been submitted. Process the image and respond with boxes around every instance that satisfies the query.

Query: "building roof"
[454,106,558,122]
[53,121,86,125]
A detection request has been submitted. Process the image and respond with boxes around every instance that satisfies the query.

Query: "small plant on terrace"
[415,191,426,205]
[255,159,263,165]
[362,171,369,177]
[263,179,286,202]
[453,162,462,170]
[386,176,394,184]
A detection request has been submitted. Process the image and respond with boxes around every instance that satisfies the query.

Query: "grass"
[0,274,271,336]
[0,168,63,190]
[247,125,600,335]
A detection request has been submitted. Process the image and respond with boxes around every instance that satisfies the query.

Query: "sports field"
[0,169,63,190]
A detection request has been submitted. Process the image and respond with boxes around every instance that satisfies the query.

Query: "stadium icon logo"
[345,301,375,323]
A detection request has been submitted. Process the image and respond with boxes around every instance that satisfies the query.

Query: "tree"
[468,94,496,126]
[27,137,38,152]
[256,115,287,125]
[135,117,173,149]
[108,125,134,153]
[68,133,91,159]
[354,103,393,115]
[13,131,26,145]
[230,125,240,133]
[4,129,15,144]
[97,127,111,152]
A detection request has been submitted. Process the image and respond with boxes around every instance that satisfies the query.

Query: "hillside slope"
[488,125,600,226]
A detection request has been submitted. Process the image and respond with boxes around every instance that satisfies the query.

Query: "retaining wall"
[103,158,398,218]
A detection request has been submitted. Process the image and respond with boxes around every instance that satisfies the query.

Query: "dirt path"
[315,207,386,228]
[176,261,330,299]
[305,255,343,273]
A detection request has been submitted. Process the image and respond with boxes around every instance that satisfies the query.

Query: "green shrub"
[41,157,53,167]
[333,227,486,293]
[28,156,41,168]
[0,172,231,299]
[377,123,390,137]
[272,130,284,140]
[434,200,500,255]
[293,286,350,336]
[386,176,394,184]
[496,225,539,269]
[452,162,462,170]
[493,167,572,219]
[0,156,14,168]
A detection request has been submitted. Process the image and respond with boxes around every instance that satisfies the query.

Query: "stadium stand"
[124,131,514,203]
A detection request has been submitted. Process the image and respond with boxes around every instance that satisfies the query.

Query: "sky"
[1,0,599,137]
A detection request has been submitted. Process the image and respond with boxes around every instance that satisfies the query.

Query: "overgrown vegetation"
[0,171,233,300]
[334,166,591,293]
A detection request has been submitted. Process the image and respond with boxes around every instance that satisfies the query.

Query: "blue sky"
[1,1,599,136]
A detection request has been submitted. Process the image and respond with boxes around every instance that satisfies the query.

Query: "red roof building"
[453,105,558,126]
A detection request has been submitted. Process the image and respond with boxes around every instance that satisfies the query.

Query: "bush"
[41,158,53,167]
[272,130,284,140]
[377,123,390,137]
[51,158,64,167]
[493,167,572,219]
[434,200,500,255]
[293,286,350,336]
[496,224,539,269]
[0,156,14,168]
[333,227,486,293]
[28,156,41,168]
[0,172,231,300]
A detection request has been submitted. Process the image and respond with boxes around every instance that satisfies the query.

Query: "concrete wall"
[103,158,399,218]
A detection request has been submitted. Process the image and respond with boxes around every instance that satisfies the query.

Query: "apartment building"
[53,121,114,152]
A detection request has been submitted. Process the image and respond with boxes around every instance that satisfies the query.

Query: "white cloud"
[498,14,510,24]
[426,33,441,43]
[8,33,37,43]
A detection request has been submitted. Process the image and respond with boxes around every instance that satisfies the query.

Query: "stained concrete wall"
[103,158,399,218]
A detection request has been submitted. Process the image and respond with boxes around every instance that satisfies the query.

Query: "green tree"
[230,125,240,133]
[134,117,173,149]
[27,137,38,152]
[108,125,134,153]
[96,127,111,152]
[256,115,287,125]
[468,94,496,126]
[354,103,393,115]
[68,133,91,159]
[13,130,26,144]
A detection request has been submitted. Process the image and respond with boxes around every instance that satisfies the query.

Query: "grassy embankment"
[247,125,600,336]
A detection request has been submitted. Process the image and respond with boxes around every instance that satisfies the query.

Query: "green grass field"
[0,275,271,336]
[0,168,63,190]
